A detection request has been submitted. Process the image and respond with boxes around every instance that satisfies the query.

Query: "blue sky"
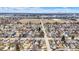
[0,7,79,13]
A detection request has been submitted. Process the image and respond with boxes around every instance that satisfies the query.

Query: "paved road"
[40,19,51,51]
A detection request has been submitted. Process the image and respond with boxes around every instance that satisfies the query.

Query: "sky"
[0,7,79,13]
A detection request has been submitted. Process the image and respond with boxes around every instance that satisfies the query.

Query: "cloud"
[0,7,79,13]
